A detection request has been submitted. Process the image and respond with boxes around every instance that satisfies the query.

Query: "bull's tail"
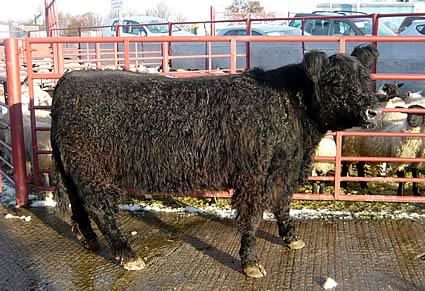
[51,132,71,216]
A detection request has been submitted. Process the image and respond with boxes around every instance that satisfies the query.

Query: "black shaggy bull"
[51,45,380,278]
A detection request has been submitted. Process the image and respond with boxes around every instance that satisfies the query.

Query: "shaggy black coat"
[51,45,378,276]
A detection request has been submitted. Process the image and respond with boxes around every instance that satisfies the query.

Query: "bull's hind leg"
[68,192,100,250]
[55,169,99,250]
[83,183,145,271]
[273,193,305,250]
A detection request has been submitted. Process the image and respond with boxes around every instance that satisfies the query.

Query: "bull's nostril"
[367,109,377,119]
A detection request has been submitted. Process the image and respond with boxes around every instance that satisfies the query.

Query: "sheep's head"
[406,104,425,128]
[381,83,403,98]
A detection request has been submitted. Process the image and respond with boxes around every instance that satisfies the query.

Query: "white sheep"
[0,77,52,186]
[311,134,336,194]
[342,105,425,195]
[0,113,51,186]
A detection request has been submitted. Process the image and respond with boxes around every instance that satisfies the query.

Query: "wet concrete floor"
[0,203,424,290]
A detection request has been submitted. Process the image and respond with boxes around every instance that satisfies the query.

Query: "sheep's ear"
[397,83,404,88]
[303,50,329,102]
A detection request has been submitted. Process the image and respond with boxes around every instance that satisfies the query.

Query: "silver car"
[216,24,310,36]
[399,20,425,36]
[102,16,195,37]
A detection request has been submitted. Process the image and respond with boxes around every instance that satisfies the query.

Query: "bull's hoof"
[243,263,267,278]
[121,257,146,271]
[83,239,100,250]
[287,239,305,250]
[72,223,99,250]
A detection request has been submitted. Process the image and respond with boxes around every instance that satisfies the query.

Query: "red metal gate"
[3,34,425,206]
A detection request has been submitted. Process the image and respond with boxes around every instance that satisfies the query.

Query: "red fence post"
[162,42,169,74]
[230,38,237,74]
[246,18,251,69]
[5,38,29,207]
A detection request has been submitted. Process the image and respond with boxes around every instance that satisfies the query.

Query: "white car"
[102,16,195,37]
[216,24,310,36]
[399,20,425,36]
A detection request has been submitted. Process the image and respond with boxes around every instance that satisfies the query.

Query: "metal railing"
[3,34,425,206]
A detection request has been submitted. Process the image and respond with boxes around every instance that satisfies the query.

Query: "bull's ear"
[351,44,379,70]
[303,50,329,102]
[303,50,329,82]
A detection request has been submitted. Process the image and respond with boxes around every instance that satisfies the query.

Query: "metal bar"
[162,42,169,74]
[0,155,14,169]
[246,19,251,69]
[230,38,236,74]
[334,131,343,199]
[0,169,15,185]
[123,39,130,71]
[372,74,425,81]
[0,140,12,152]
[25,39,44,190]
[25,35,425,45]
[341,156,425,163]
[338,38,346,54]
[114,42,118,69]
[292,193,425,203]
[0,164,2,192]
[5,38,28,207]
[57,43,64,73]
[210,6,216,36]
[340,176,425,183]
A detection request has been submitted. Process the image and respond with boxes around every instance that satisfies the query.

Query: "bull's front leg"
[273,188,305,250]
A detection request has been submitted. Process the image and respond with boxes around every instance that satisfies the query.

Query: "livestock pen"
[1,33,425,207]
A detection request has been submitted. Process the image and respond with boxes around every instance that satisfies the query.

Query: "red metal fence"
[2,33,425,206]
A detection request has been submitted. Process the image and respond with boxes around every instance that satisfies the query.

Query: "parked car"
[102,16,195,37]
[399,19,425,36]
[216,24,309,36]
[288,11,397,36]
[398,16,425,33]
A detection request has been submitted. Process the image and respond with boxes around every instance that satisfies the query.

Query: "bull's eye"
[333,85,343,95]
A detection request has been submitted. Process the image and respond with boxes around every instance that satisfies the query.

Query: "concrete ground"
[0,203,424,290]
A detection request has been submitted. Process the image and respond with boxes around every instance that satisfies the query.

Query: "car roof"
[106,16,168,24]
[411,19,425,25]
[292,10,367,17]
[399,16,425,31]
[218,24,299,31]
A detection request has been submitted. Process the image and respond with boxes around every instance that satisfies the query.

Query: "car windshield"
[353,19,396,36]
[146,20,180,33]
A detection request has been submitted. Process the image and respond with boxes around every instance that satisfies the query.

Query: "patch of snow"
[323,277,338,289]
[119,204,144,212]
[30,193,57,208]
[1,179,425,220]
[5,213,31,222]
